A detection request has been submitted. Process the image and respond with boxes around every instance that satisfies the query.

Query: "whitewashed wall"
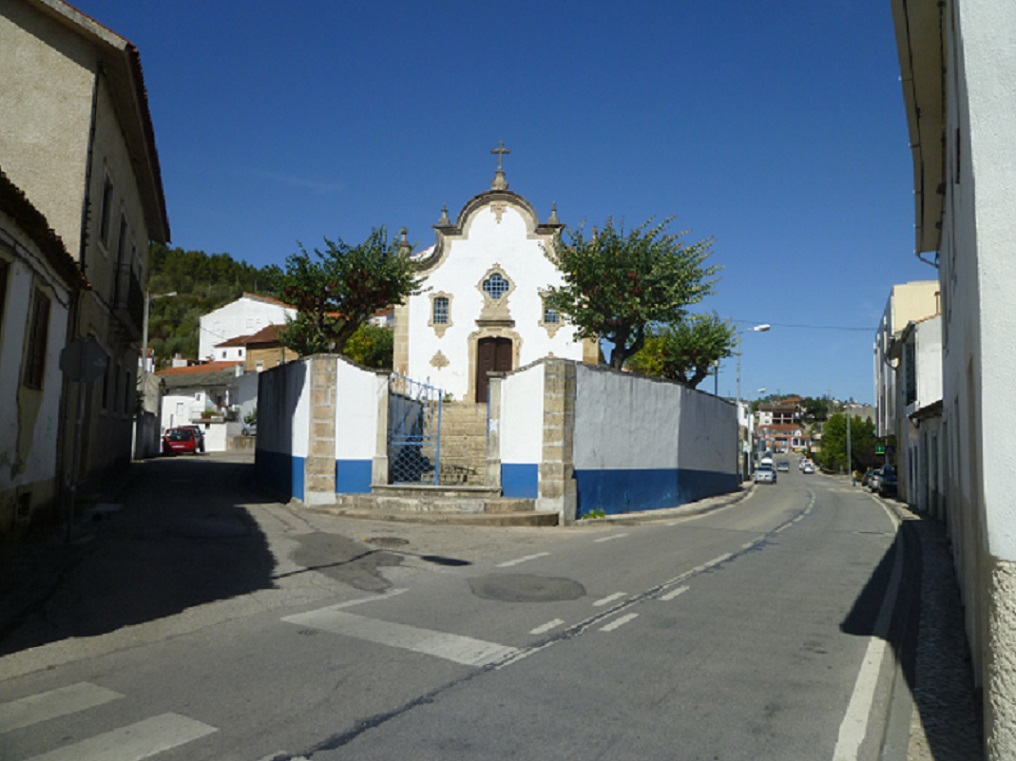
[255,356,381,501]
[493,359,737,517]
[0,237,69,535]
[333,358,384,494]
[572,365,736,515]
[498,362,546,498]
[255,360,310,500]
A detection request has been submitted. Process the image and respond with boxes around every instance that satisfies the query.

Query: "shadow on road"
[0,455,277,657]
[839,511,982,759]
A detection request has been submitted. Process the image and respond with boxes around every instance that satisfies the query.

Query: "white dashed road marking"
[600,614,639,632]
[659,585,690,602]
[530,619,566,635]
[22,713,216,761]
[592,592,627,607]
[0,683,122,735]
[282,609,518,666]
[594,533,630,543]
[496,552,550,568]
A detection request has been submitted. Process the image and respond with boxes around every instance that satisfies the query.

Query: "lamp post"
[735,324,770,481]
[139,290,176,415]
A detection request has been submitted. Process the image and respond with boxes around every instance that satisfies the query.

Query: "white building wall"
[334,358,384,493]
[0,232,70,533]
[498,362,546,498]
[199,296,295,361]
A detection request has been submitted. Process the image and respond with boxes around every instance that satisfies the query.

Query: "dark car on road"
[876,465,897,497]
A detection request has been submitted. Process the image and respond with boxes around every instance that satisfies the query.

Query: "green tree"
[818,413,878,472]
[627,313,737,388]
[278,228,422,356]
[545,217,720,369]
[343,324,394,369]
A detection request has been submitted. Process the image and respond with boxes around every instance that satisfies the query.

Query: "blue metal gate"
[388,373,443,484]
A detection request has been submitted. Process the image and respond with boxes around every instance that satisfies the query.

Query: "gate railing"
[387,373,443,485]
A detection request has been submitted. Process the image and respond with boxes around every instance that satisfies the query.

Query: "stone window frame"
[476,264,516,323]
[538,289,564,338]
[428,291,454,338]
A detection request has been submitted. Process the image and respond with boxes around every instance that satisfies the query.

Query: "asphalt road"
[0,454,902,760]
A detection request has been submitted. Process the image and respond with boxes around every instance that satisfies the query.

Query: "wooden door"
[475,337,512,403]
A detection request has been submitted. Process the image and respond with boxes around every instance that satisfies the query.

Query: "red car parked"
[162,426,199,455]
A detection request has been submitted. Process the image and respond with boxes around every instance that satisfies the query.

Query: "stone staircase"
[327,486,558,526]
[433,401,488,486]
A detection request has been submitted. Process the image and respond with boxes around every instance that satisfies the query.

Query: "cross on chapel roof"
[490,140,509,191]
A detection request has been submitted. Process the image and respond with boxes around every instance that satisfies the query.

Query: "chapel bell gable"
[392,144,597,403]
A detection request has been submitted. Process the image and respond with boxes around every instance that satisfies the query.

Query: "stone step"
[310,503,559,527]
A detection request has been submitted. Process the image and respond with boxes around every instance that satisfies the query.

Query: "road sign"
[875,444,885,455]
[60,338,108,383]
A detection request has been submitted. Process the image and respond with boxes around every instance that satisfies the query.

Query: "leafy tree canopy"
[545,217,720,369]
[627,313,737,388]
[343,324,394,369]
[817,413,879,473]
[277,228,423,356]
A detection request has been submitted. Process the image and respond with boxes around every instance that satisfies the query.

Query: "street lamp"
[735,324,770,481]
[139,290,176,415]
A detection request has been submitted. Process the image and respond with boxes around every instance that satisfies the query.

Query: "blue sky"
[75,0,933,404]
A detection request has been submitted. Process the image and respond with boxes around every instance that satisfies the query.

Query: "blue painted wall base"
[575,468,737,517]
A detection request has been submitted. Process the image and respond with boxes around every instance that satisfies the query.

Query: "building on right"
[891,1,1016,756]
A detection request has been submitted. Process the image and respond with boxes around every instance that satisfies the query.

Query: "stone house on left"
[0,0,169,527]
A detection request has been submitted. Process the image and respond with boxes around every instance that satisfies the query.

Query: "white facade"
[199,294,295,361]
[0,188,79,536]
[873,281,939,438]
[892,0,1016,755]
[394,175,594,403]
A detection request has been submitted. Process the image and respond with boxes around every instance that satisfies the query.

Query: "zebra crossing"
[0,682,216,761]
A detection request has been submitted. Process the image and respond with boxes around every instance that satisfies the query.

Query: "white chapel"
[393,144,598,402]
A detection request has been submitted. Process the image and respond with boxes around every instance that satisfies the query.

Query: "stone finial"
[548,202,560,226]
[398,227,411,256]
[490,140,510,190]
[437,203,450,226]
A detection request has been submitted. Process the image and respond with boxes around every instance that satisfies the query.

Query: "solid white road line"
[496,552,550,568]
[592,592,627,607]
[530,619,566,635]
[659,585,690,602]
[0,682,123,734]
[832,507,903,761]
[23,713,217,761]
[282,609,518,666]
[594,533,630,543]
[600,614,639,632]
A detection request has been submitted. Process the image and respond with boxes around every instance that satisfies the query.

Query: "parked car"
[242,421,257,437]
[877,465,898,497]
[754,464,777,484]
[868,470,882,492]
[163,426,199,455]
[802,462,815,474]
[180,425,206,452]
[776,460,790,472]
[861,468,877,488]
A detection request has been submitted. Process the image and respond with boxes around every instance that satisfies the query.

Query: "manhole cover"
[469,574,586,603]
[364,536,410,548]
